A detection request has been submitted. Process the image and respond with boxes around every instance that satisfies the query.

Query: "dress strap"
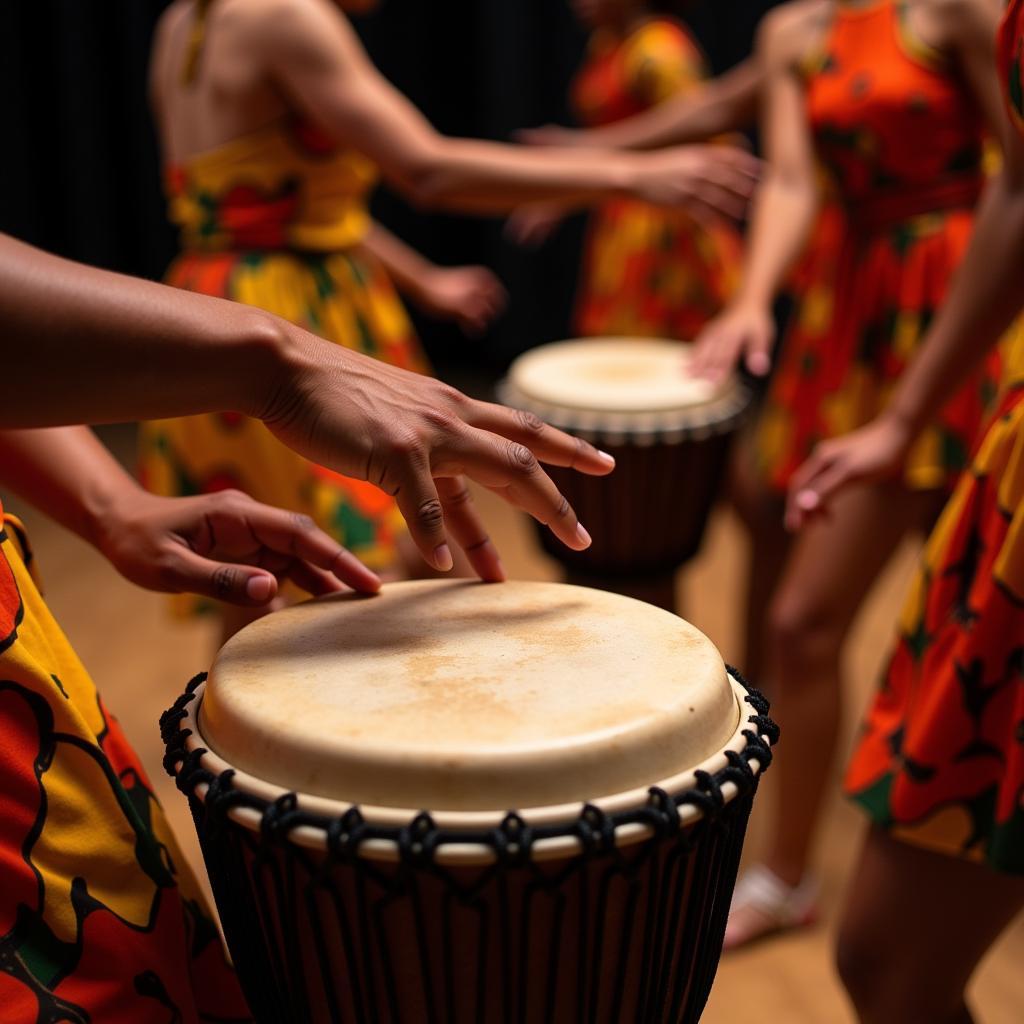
[182,0,215,86]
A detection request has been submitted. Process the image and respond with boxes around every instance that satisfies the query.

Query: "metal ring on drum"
[497,338,751,612]
[161,580,778,1023]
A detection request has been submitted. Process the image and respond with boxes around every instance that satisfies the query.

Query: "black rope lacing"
[162,665,778,866]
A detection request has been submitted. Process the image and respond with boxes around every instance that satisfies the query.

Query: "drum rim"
[496,376,750,444]
[162,669,777,866]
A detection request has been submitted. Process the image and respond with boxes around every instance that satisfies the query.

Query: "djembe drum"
[498,339,749,611]
[162,580,776,1023]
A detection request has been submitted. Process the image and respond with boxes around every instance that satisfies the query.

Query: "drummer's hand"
[504,202,567,248]
[628,146,760,222]
[416,265,508,337]
[96,488,381,606]
[257,333,615,579]
[691,302,775,383]
[785,415,914,531]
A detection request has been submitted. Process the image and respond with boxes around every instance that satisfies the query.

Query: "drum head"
[508,338,726,413]
[199,581,738,815]
[500,338,748,439]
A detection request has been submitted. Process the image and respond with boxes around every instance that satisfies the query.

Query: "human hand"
[417,265,508,336]
[96,488,380,606]
[785,416,915,530]
[628,145,760,221]
[690,301,776,383]
[504,202,567,247]
[258,336,616,579]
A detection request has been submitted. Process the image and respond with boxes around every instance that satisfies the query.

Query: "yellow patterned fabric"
[0,512,250,1019]
[139,119,425,614]
[570,19,742,340]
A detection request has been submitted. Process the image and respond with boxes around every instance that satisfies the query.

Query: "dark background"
[0,0,778,376]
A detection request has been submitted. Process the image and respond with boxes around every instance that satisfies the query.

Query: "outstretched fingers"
[438,427,592,552]
[461,399,615,476]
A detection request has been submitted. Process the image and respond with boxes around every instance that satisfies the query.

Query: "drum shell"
[538,429,734,578]
[187,788,754,1024]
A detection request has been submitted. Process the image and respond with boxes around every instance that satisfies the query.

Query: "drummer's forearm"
[0,426,142,548]
[0,234,293,428]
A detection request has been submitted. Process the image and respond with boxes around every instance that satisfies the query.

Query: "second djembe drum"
[499,338,749,610]
[162,580,776,1023]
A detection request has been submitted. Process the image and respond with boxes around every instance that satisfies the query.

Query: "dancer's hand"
[785,415,914,530]
[627,146,759,221]
[417,265,507,336]
[504,202,567,247]
[97,488,381,605]
[691,302,775,383]
[258,334,616,578]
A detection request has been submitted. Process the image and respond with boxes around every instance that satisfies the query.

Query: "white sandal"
[723,864,819,950]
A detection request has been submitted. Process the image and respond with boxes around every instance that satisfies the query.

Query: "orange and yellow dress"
[844,0,1024,874]
[138,117,426,613]
[755,0,1002,493]
[571,18,742,340]
[0,509,251,1020]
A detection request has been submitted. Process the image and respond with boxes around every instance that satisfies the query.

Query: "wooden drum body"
[162,581,777,1023]
[498,340,749,608]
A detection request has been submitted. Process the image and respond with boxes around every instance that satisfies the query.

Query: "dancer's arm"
[518,60,763,151]
[359,223,506,336]
[690,7,820,381]
[259,0,758,218]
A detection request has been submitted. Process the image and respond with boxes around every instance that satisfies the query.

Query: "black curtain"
[0,0,780,376]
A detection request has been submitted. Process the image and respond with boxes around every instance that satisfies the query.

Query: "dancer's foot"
[723,864,819,950]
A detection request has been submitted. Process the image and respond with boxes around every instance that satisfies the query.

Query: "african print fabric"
[571,18,742,340]
[845,331,1024,872]
[0,511,251,1019]
[138,118,422,614]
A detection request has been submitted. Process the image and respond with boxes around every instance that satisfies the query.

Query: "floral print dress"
[843,0,1024,874]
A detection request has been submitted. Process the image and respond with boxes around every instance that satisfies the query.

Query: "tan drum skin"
[499,338,747,442]
[199,580,738,816]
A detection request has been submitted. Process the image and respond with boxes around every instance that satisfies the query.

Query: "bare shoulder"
[913,0,1000,41]
[755,0,831,69]
[242,0,353,57]
[150,1,193,104]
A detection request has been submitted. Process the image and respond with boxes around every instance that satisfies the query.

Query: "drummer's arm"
[518,59,763,151]
[0,232,613,575]
[0,426,381,603]
[691,9,819,381]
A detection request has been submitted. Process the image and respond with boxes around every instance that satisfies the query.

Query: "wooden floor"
[8,423,1023,1023]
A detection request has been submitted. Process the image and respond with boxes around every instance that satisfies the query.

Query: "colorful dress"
[754,0,1002,492]
[0,509,251,1020]
[844,0,1024,874]
[138,116,425,614]
[571,18,742,340]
